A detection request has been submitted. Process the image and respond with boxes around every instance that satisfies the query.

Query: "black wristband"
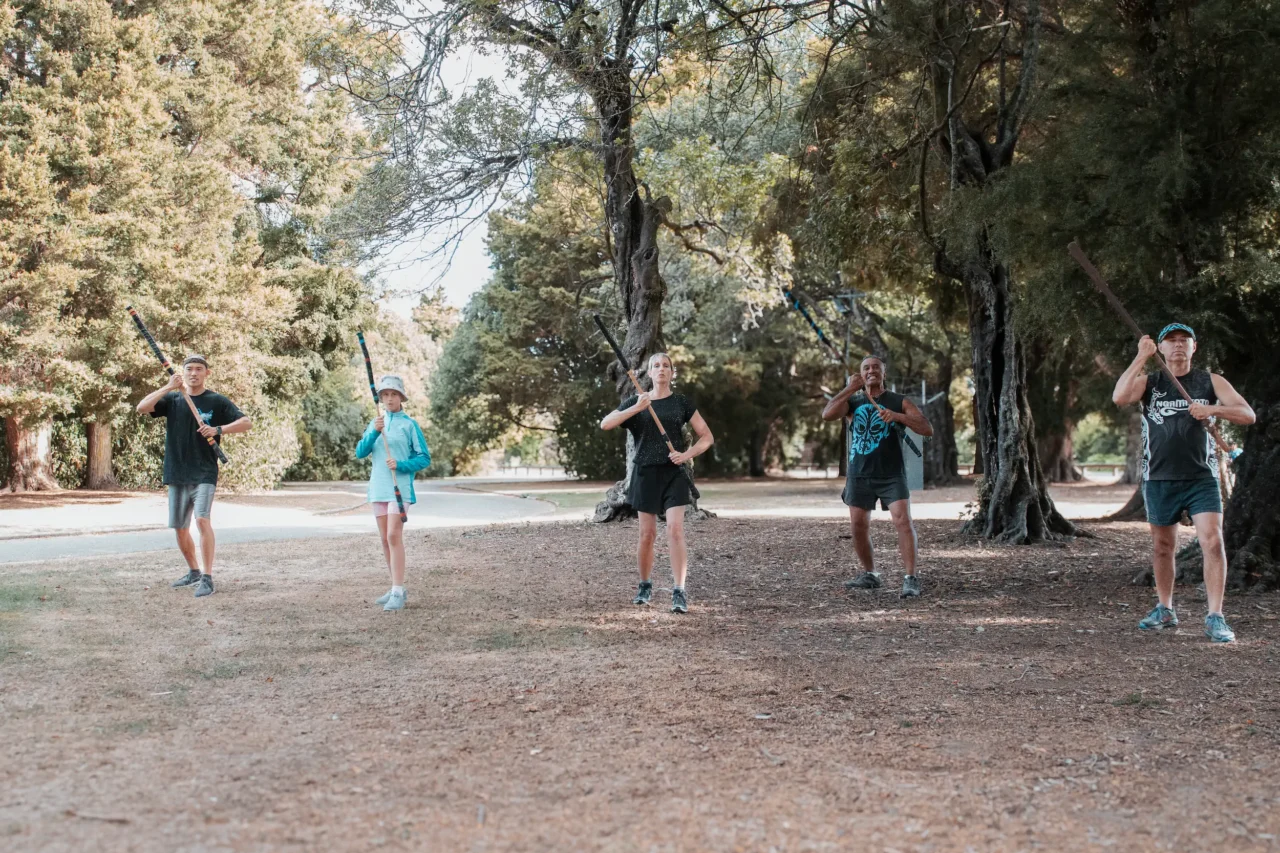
[216,425,223,436]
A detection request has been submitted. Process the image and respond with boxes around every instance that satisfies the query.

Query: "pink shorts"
[370,501,407,518]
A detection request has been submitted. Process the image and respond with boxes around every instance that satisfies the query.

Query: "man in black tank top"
[1113,324,1255,643]
[822,356,934,598]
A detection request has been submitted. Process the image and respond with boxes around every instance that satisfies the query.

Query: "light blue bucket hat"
[375,375,408,399]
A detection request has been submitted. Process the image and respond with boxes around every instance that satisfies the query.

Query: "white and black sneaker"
[171,569,202,588]
[900,575,921,598]
[671,587,689,614]
[633,581,653,605]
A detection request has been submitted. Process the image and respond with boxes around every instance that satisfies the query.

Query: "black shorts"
[842,475,910,511]
[629,464,692,515]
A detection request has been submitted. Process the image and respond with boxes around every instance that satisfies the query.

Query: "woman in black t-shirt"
[600,352,714,613]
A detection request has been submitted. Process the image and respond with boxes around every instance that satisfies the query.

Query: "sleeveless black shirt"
[1141,369,1218,481]
[845,390,907,478]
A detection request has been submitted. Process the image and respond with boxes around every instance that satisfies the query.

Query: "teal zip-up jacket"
[355,410,432,504]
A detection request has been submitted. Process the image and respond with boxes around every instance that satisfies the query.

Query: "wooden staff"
[357,331,408,524]
[1067,241,1231,454]
[127,305,229,465]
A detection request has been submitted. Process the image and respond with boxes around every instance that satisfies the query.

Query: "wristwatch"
[216,426,223,437]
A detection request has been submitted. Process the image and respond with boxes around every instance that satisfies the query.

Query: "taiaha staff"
[783,288,923,458]
[126,305,229,466]
[356,331,408,524]
[1067,241,1231,455]
[592,314,700,500]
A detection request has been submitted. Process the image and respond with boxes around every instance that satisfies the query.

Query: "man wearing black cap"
[1112,324,1255,642]
[136,355,252,598]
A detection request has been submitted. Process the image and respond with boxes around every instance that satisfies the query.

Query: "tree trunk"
[748,429,766,477]
[589,67,712,521]
[1109,485,1146,521]
[1223,370,1280,589]
[957,260,1074,542]
[1028,340,1083,484]
[1038,432,1083,483]
[4,416,58,492]
[922,387,959,486]
[84,421,119,490]
[1121,408,1143,484]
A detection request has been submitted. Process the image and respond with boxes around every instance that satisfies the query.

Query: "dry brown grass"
[3,517,1279,851]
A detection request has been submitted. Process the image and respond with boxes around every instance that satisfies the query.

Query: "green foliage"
[1073,413,1125,465]
[0,0,395,489]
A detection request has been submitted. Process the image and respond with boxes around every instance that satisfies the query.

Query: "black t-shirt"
[846,390,907,478]
[618,393,697,467]
[150,390,244,485]
[1141,370,1218,481]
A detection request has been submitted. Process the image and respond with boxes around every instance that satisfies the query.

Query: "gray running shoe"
[901,575,921,598]
[671,588,688,614]
[1204,613,1236,643]
[193,574,215,598]
[633,581,653,606]
[1138,603,1178,631]
[844,571,882,590]
[383,589,406,612]
[171,569,202,588]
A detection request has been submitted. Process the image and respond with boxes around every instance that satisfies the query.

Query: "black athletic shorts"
[842,475,910,511]
[629,463,692,515]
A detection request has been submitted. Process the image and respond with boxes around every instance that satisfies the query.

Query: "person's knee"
[892,514,914,535]
[1152,535,1176,560]
[1200,527,1224,555]
[195,517,214,534]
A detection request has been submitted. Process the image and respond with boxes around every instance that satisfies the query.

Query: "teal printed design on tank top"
[849,403,891,459]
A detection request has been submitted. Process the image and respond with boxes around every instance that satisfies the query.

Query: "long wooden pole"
[1067,241,1230,454]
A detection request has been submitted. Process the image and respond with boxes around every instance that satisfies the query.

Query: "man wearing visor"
[1112,324,1255,642]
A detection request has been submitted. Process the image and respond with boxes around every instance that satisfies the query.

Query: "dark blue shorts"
[1143,478,1222,527]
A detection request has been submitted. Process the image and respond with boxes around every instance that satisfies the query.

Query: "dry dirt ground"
[3,516,1280,852]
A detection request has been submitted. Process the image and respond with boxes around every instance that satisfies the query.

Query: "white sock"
[392,585,404,595]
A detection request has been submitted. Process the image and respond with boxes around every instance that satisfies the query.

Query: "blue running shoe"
[375,588,407,606]
[1138,603,1178,631]
[383,589,406,612]
[1204,613,1236,643]
[633,581,653,606]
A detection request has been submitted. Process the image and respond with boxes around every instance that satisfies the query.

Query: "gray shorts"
[842,475,910,511]
[168,483,216,529]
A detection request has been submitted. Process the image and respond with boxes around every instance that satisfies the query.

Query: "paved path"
[0,482,557,564]
[0,477,1134,564]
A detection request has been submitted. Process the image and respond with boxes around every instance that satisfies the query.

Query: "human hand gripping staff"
[592,315,700,500]
[357,331,408,524]
[127,305,229,465]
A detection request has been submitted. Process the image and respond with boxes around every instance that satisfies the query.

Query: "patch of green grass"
[0,582,61,612]
[474,625,589,652]
[196,662,245,681]
[96,718,152,737]
[1112,692,1164,709]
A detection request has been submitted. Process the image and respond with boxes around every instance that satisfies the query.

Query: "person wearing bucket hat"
[1113,323,1255,643]
[355,374,431,612]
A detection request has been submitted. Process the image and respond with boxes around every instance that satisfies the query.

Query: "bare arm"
[1197,374,1255,426]
[601,394,649,430]
[884,398,933,437]
[670,412,714,465]
[821,375,865,421]
[1113,335,1156,406]
[136,374,184,413]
